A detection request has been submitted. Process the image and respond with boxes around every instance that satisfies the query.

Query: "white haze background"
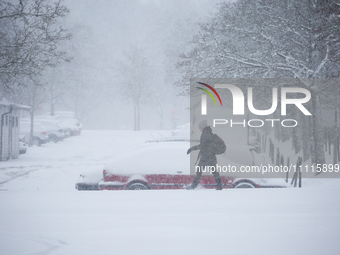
[36,0,229,130]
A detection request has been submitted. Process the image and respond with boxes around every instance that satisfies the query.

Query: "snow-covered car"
[19,140,28,154]
[45,111,82,136]
[145,123,196,143]
[64,123,81,136]
[76,139,286,190]
[97,142,273,190]
[42,122,65,142]
[20,121,49,146]
[28,116,66,142]
[75,169,102,190]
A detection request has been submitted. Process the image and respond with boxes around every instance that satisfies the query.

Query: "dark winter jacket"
[191,126,217,166]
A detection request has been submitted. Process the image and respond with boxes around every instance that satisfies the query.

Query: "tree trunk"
[302,115,311,162]
[274,111,282,141]
[137,103,140,131]
[291,106,301,154]
[29,99,35,147]
[51,101,55,116]
[334,98,338,164]
[134,103,137,131]
[133,100,140,131]
[159,105,163,130]
[311,89,325,167]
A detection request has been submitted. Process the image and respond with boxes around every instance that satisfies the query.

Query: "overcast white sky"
[54,0,230,129]
[64,0,225,47]
[62,0,229,67]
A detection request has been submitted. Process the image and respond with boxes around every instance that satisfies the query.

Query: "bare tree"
[119,47,153,131]
[0,0,71,91]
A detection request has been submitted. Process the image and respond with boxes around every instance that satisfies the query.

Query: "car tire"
[32,138,41,146]
[233,180,256,189]
[126,181,150,190]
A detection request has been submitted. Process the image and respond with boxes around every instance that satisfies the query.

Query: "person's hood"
[203,126,212,134]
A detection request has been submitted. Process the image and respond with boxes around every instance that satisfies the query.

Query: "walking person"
[186,120,225,190]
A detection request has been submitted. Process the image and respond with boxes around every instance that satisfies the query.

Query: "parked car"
[19,137,28,154]
[64,123,81,136]
[145,123,193,143]
[20,121,49,146]
[41,122,65,142]
[44,111,82,136]
[98,142,273,190]
[58,122,73,138]
[76,140,285,190]
[34,116,65,143]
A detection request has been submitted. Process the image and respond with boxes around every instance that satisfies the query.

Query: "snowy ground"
[1,130,340,255]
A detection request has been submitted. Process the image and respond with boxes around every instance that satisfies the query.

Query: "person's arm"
[187,144,201,154]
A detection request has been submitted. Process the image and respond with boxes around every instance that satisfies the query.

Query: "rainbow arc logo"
[196,82,223,106]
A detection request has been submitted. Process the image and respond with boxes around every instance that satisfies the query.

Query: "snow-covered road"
[0,130,340,255]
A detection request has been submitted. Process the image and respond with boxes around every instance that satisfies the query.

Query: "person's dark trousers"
[187,170,202,189]
[211,170,222,190]
[189,177,201,189]
[187,166,222,190]
[215,177,222,190]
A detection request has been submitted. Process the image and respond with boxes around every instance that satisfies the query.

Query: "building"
[0,102,30,161]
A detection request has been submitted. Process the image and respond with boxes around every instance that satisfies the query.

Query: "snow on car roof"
[35,116,60,121]
[104,141,255,177]
[104,142,191,175]
[20,122,47,132]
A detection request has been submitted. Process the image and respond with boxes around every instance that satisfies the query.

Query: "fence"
[253,130,309,188]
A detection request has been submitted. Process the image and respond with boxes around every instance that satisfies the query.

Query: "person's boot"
[216,177,222,190]
[186,177,200,190]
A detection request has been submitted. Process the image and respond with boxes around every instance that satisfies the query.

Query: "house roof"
[0,102,30,111]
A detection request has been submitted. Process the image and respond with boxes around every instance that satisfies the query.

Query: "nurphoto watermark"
[190,78,340,178]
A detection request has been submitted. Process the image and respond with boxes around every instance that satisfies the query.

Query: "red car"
[98,142,280,190]
[100,171,258,190]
